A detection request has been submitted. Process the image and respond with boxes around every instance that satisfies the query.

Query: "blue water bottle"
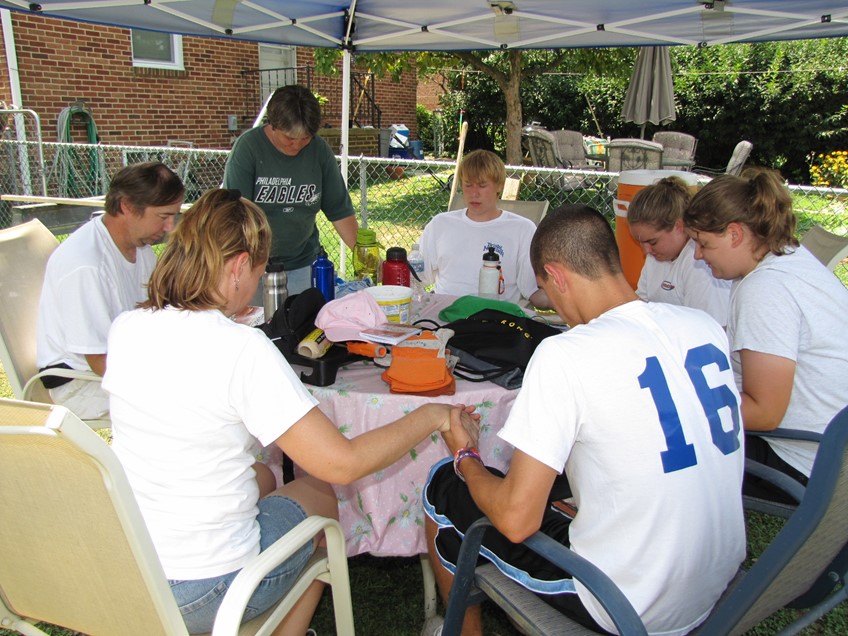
[311,246,335,302]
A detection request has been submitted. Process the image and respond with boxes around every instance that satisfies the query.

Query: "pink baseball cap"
[315,290,387,342]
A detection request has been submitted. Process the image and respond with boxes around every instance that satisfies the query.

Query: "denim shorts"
[169,495,313,634]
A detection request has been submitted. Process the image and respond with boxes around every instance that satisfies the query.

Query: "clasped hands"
[437,402,481,454]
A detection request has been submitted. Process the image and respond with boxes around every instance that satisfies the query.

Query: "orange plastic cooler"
[614,170,701,289]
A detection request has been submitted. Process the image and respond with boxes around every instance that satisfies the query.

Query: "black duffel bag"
[418,308,562,389]
[256,287,326,357]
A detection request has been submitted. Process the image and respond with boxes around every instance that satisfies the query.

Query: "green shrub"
[416,103,434,152]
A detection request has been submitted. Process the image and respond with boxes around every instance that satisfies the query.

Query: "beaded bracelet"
[453,446,482,482]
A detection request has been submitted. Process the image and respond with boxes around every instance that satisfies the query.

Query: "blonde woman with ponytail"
[684,169,848,501]
[103,189,477,634]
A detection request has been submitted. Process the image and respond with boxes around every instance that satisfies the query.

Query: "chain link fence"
[1,136,846,280]
[0,109,47,206]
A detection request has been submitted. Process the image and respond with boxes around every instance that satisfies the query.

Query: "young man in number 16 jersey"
[425,205,745,636]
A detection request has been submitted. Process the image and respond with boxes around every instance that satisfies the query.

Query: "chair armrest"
[747,428,822,443]
[212,516,348,635]
[22,368,102,401]
[693,165,723,176]
[443,517,647,636]
[743,429,817,508]
[523,530,647,635]
[744,458,806,504]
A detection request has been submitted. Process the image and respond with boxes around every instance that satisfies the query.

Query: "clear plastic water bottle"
[407,243,426,308]
[311,246,335,302]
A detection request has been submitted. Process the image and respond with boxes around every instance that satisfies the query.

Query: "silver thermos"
[263,258,288,323]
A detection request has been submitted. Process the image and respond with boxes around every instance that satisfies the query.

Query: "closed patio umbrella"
[621,46,676,139]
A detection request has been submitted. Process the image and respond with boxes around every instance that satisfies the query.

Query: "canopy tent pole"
[339,3,357,278]
[339,48,352,278]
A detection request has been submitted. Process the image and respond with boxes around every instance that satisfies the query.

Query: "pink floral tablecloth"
[258,294,522,557]
[307,361,516,557]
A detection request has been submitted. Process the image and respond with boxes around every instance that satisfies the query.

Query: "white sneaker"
[420,614,444,636]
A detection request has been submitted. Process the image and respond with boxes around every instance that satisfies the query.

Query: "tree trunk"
[503,50,524,167]
[451,49,525,165]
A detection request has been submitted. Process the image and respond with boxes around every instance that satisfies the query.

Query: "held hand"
[440,404,480,454]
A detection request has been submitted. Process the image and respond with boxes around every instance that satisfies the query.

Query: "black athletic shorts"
[744,434,809,504]
[423,458,610,634]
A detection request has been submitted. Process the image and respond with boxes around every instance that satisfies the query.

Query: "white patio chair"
[695,140,753,177]
[0,219,109,429]
[448,192,549,225]
[801,224,848,272]
[0,398,355,636]
[607,138,664,172]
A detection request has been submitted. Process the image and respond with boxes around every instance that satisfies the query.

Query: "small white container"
[365,285,413,323]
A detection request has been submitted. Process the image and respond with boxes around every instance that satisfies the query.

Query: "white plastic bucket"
[365,285,412,323]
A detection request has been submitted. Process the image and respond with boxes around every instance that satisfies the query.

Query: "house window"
[131,30,184,70]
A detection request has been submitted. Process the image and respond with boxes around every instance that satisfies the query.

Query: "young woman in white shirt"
[628,176,731,326]
[683,168,848,499]
[104,188,477,634]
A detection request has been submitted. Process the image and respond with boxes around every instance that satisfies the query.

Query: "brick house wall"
[0,11,416,150]
[417,74,449,113]
[0,31,9,105]
[300,49,418,141]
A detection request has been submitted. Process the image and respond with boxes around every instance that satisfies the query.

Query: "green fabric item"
[223,127,355,269]
[438,295,527,322]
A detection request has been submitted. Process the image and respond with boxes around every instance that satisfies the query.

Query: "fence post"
[359,158,368,227]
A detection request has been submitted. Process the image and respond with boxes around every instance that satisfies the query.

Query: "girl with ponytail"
[684,168,848,500]
[627,176,731,326]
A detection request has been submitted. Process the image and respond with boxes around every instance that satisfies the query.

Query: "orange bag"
[381,332,455,396]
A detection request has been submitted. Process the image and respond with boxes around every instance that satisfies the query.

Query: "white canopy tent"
[3,1,847,50]
[2,0,848,169]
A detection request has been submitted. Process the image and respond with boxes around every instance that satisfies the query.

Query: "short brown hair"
[531,205,621,280]
[104,161,184,217]
[266,85,321,137]
[143,189,271,312]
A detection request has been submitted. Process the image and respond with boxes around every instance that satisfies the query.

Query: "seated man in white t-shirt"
[418,149,550,309]
[423,206,745,636]
[36,162,184,419]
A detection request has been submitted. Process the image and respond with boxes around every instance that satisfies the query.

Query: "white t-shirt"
[636,239,732,327]
[729,246,848,476]
[36,216,156,370]
[418,208,538,303]
[104,307,318,580]
[499,301,745,636]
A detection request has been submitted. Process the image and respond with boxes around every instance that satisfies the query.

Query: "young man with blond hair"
[418,149,549,308]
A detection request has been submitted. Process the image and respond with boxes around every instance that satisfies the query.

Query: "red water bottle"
[381,247,411,287]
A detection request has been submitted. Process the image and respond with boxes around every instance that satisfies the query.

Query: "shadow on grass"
[310,554,521,636]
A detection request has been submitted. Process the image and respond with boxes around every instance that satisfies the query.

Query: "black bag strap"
[412,318,440,331]
[452,363,519,383]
